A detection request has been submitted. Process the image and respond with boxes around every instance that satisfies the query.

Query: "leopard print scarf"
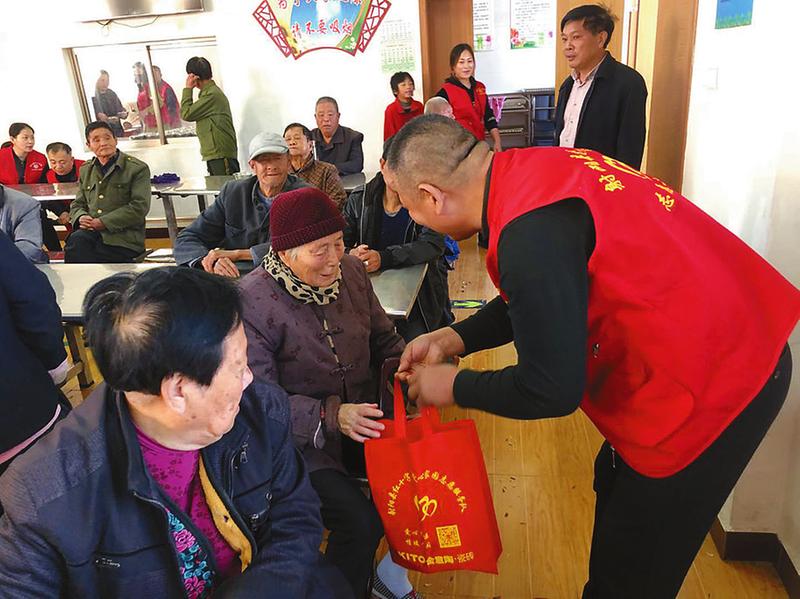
[262,248,341,305]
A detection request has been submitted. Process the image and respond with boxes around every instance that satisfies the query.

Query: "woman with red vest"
[0,123,61,250]
[0,123,48,185]
[435,43,502,153]
[153,65,182,130]
[386,116,800,598]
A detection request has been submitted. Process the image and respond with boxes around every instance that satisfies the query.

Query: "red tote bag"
[364,379,502,574]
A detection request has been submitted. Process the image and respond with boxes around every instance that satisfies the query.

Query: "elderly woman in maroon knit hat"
[238,187,422,599]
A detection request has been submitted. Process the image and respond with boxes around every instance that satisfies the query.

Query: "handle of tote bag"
[392,377,440,439]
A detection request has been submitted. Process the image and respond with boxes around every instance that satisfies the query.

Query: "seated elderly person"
[312,97,364,176]
[0,267,350,598]
[239,188,421,599]
[39,142,86,245]
[0,184,47,263]
[423,96,455,119]
[175,132,310,277]
[284,123,346,209]
[344,140,452,341]
[65,121,151,263]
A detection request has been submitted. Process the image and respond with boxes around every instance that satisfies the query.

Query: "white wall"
[682,0,800,569]
[472,0,556,94]
[0,0,423,216]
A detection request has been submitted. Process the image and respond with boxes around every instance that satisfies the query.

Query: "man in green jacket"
[65,122,151,263]
[182,57,240,176]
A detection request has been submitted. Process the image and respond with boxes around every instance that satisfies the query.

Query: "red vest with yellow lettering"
[443,80,487,141]
[45,159,85,184]
[0,146,47,185]
[485,147,800,477]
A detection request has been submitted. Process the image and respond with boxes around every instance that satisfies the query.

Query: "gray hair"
[424,96,452,116]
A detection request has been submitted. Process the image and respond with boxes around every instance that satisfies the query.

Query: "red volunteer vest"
[45,158,85,184]
[0,146,47,185]
[486,148,800,477]
[443,81,487,140]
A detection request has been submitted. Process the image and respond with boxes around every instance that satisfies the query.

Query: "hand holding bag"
[364,379,502,573]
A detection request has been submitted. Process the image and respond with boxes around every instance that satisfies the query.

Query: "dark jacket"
[239,255,405,473]
[343,172,452,338]
[0,231,64,453]
[0,381,329,598]
[311,126,364,175]
[554,53,647,170]
[174,174,310,267]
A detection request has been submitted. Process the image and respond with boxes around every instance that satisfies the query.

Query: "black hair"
[389,72,414,96]
[46,142,72,155]
[315,96,340,113]
[382,135,394,161]
[83,267,243,395]
[560,4,616,48]
[449,43,475,69]
[283,122,313,141]
[9,122,33,138]
[85,121,116,141]
[186,56,213,80]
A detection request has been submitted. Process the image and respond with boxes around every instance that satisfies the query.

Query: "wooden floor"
[63,236,788,599]
[400,237,788,598]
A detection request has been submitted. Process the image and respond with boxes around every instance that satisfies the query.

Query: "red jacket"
[442,80,487,140]
[45,159,85,184]
[0,146,47,185]
[383,98,424,141]
[486,147,800,477]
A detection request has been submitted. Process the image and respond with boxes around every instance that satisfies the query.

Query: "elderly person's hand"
[397,326,465,380]
[201,249,250,278]
[78,215,95,230]
[338,403,385,442]
[406,363,457,408]
[350,245,381,273]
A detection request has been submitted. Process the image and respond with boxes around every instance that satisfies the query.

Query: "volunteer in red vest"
[385,115,800,598]
[0,123,48,186]
[44,142,85,237]
[152,65,182,130]
[0,123,58,249]
[434,44,502,153]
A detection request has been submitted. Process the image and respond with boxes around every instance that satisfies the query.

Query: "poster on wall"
[715,0,753,29]
[509,0,554,50]
[252,0,392,59]
[380,19,416,73]
[473,0,494,52]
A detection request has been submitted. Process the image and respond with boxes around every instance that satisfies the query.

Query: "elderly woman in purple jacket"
[239,188,422,599]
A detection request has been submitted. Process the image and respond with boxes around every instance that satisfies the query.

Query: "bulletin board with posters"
[509,0,555,50]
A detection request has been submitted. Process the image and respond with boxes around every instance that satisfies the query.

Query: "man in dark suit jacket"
[555,5,647,169]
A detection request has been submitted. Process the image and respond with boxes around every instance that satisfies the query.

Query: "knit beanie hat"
[270,187,346,251]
